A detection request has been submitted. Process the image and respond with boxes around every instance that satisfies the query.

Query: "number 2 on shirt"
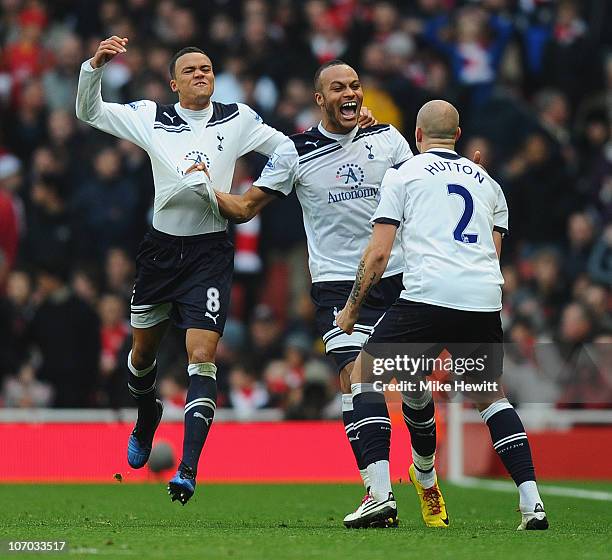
[447,183,478,244]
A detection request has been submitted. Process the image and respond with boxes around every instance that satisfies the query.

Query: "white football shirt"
[76,60,286,236]
[253,123,413,282]
[372,148,508,311]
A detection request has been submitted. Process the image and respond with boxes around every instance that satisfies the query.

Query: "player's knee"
[349,353,376,385]
[189,347,214,365]
[339,365,353,394]
[339,375,351,395]
[472,387,506,411]
[130,345,157,371]
[401,388,433,409]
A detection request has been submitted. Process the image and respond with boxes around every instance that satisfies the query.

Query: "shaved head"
[416,100,460,140]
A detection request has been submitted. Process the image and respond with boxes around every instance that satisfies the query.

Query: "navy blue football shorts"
[130,228,233,334]
[311,273,404,372]
[363,299,504,380]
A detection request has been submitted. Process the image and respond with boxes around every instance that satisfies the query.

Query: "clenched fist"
[91,36,128,69]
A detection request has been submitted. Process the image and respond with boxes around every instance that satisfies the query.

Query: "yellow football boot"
[408,464,449,527]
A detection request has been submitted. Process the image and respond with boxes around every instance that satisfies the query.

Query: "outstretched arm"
[335,223,398,334]
[76,36,154,149]
[215,187,277,224]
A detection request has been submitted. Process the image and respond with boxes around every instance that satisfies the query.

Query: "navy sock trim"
[352,391,391,466]
[181,375,217,475]
[402,400,436,457]
[486,407,536,486]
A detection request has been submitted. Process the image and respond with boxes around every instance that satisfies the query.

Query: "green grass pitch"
[0,482,610,559]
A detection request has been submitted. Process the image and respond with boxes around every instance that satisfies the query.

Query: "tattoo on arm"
[349,258,379,308]
[349,260,366,306]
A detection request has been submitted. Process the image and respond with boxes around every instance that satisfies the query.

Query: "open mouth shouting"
[339,100,359,121]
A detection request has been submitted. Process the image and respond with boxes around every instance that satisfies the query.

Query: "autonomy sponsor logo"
[328,163,377,203]
[178,151,211,175]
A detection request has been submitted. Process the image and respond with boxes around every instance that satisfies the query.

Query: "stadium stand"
[0,0,610,418]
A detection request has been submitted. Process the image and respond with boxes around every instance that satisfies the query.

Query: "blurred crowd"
[0,0,610,413]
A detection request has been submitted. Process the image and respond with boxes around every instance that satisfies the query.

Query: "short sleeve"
[371,167,406,227]
[237,103,286,157]
[388,125,413,166]
[252,137,298,197]
[493,181,509,236]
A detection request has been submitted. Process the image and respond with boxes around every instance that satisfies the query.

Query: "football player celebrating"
[336,100,548,531]
[75,38,375,505]
[215,60,450,528]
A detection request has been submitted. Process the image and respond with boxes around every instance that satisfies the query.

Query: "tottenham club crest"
[178,150,211,175]
[336,163,365,189]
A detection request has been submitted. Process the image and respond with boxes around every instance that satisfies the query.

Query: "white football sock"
[359,468,370,490]
[518,480,543,513]
[367,460,392,502]
[414,466,436,489]
[412,447,436,488]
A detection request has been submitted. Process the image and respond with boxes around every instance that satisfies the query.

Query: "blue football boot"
[127,399,164,469]
[168,463,197,505]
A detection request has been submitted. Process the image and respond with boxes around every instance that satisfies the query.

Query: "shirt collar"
[175,102,213,122]
[317,121,358,142]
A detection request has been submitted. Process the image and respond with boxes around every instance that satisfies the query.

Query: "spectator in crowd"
[0,154,21,290]
[228,362,269,419]
[555,301,611,406]
[43,33,83,111]
[72,146,139,257]
[27,260,100,407]
[214,319,248,405]
[565,212,596,284]
[3,3,51,107]
[0,269,32,380]
[231,159,264,321]
[22,173,75,266]
[534,88,574,165]
[96,293,129,406]
[104,247,135,303]
[528,249,569,329]
[2,363,53,408]
[214,53,278,115]
[158,374,187,415]
[588,225,612,285]
[580,284,612,333]
[29,145,66,180]
[503,317,561,405]
[423,4,513,108]
[541,0,599,109]
[264,332,312,408]
[247,304,284,371]
[558,301,596,352]
[5,78,48,161]
[505,133,574,246]
[285,359,336,420]
[71,264,102,309]
[46,111,83,188]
